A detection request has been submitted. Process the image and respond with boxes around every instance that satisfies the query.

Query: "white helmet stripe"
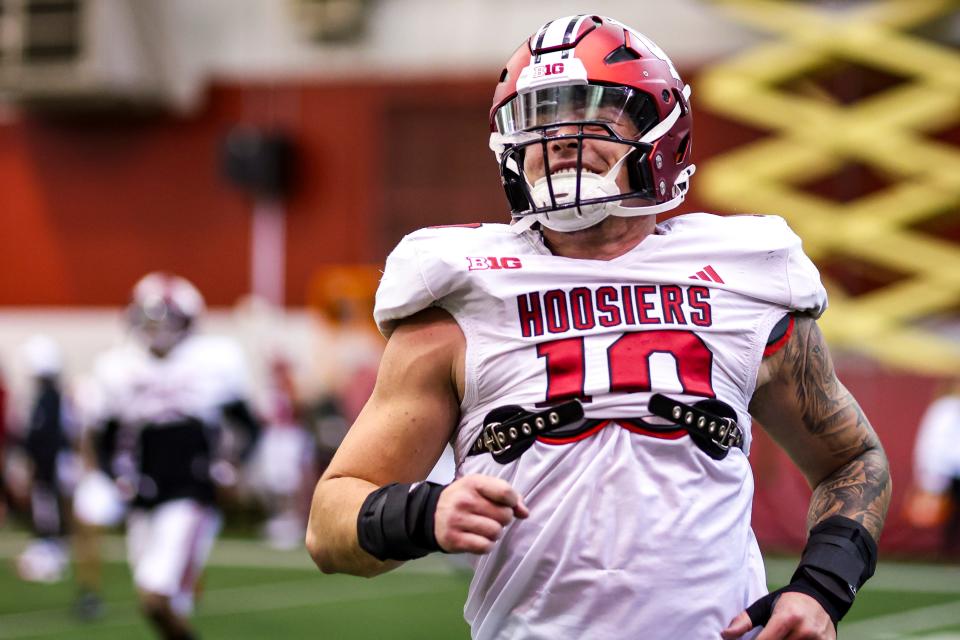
[559,15,586,59]
[530,22,550,62]
[532,15,591,63]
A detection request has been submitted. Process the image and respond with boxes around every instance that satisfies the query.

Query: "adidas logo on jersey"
[689,265,724,284]
[467,257,523,271]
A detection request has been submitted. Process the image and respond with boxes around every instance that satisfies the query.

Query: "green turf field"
[1,532,958,639]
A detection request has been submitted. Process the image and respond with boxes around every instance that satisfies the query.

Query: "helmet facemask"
[491,83,661,231]
[127,272,204,356]
[490,16,697,231]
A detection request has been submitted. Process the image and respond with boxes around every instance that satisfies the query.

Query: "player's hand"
[434,474,529,554]
[721,592,835,640]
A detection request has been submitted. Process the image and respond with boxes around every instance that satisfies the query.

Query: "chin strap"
[510,216,539,233]
[610,164,696,217]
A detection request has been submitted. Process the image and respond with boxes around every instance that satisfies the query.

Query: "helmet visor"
[494,84,657,138]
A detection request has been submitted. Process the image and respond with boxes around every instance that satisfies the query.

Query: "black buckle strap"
[467,400,584,464]
[647,393,744,460]
[467,395,741,463]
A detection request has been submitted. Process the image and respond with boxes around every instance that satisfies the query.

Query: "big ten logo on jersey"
[533,62,564,78]
[467,257,523,271]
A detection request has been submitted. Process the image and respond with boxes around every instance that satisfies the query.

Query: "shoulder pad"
[662,213,827,316]
[374,224,516,337]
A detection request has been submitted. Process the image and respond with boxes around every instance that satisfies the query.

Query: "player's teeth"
[552,168,596,176]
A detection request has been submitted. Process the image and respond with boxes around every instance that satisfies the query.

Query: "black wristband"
[745,516,878,629]
[786,516,877,625]
[357,482,446,562]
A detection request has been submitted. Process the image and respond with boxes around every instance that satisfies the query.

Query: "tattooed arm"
[749,315,891,538]
[723,315,891,640]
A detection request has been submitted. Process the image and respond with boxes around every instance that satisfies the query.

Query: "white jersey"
[913,394,960,494]
[89,334,250,428]
[375,213,827,640]
[88,334,251,507]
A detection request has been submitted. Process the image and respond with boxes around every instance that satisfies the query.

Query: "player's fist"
[434,474,529,554]
[721,592,835,640]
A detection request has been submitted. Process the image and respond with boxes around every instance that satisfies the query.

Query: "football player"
[306,16,891,640]
[85,272,261,639]
[907,377,960,558]
[15,335,76,585]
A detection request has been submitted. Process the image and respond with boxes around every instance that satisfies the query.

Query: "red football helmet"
[127,272,205,355]
[489,15,695,231]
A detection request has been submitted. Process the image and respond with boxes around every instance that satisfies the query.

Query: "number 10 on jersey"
[537,330,717,403]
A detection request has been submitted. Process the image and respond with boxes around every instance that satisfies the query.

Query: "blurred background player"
[249,353,315,550]
[13,335,78,584]
[0,364,7,527]
[71,371,126,620]
[82,272,262,639]
[305,265,384,468]
[907,377,960,560]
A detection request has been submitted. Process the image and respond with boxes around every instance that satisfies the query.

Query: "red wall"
[2,92,247,305]
[1,75,720,306]
[1,81,398,306]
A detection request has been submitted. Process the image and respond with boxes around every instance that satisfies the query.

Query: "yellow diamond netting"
[697,0,960,373]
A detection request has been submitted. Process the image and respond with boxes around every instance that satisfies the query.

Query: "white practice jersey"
[913,394,960,494]
[89,334,250,428]
[87,334,251,507]
[375,213,827,640]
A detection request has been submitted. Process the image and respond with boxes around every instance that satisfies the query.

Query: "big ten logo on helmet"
[533,62,564,78]
[467,257,524,271]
